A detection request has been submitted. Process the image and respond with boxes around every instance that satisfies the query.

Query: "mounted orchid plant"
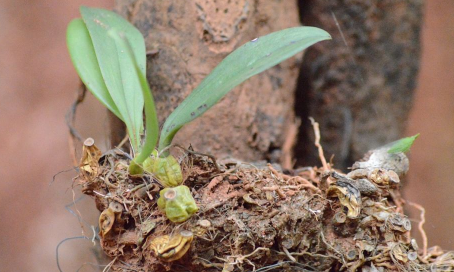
[67,6,331,222]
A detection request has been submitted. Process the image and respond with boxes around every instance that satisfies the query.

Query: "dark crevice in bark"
[293,52,316,167]
[294,0,317,168]
[294,0,423,170]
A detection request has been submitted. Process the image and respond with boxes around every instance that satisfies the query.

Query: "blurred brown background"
[0,0,452,271]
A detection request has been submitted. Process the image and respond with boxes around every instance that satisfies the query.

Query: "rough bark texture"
[296,0,424,169]
[111,0,423,170]
[113,0,301,162]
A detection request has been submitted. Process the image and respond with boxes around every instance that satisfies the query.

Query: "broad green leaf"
[108,29,159,167]
[80,6,146,152]
[66,19,121,119]
[387,134,420,154]
[158,27,331,151]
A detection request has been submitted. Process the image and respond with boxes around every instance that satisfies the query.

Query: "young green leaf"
[80,6,146,152]
[158,26,331,152]
[108,29,159,169]
[387,134,420,154]
[67,18,121,119]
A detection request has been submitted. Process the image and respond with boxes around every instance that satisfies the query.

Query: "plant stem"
[158,131,178,157]
[133,66,159,165]
[109,29,159,166]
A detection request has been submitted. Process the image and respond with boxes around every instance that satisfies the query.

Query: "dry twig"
[66,84,87,166]
[408,201,428,258]
[281,118,301,169]
[309,117,330,171]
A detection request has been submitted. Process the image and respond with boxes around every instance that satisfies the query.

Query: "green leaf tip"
[69,6,146,153]
[387,133,420,154]
[108,29,159,165]
[66,18,122,119]
[158,26,331,152]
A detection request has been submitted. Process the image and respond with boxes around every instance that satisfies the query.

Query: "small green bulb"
[143,150,183,187]
[128,160,144,176]
[157,185,198,223]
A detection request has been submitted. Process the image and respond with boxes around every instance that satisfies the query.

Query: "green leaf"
[66,18,121,119]
[80,6,146,152]
[387,134,420,154]
[158,26,331,151]
[108,29,159,167]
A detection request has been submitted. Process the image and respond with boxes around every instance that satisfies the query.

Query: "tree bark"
[113,0,301,162]
[296,0,423,169]
[111,0,423,169]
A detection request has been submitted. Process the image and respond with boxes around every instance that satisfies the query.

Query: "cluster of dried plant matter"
[76,138,454,272]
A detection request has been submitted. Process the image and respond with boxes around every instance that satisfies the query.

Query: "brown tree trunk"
[96,3,427,271]
[296,0,423,169]
[111,0,423,169]
[113,0,301,162]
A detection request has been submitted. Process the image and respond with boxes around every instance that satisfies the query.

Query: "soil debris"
[74,142,453,271]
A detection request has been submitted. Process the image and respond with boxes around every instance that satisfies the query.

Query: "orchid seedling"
[387,134,420,154]
[67,6,330,222]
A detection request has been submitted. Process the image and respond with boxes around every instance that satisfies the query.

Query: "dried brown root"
[310,117,330,172]
[268,163,321,194]
[281,118,301,169]
[407,201,428,259]
[66,84,87,167]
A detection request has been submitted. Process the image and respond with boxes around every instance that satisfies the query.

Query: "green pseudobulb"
[143,150,183,187]
[157,185,198,223]
[128,160,144,176]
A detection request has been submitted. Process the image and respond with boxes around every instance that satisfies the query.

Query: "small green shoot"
[67,7,159,176]
[387,133,420,154]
